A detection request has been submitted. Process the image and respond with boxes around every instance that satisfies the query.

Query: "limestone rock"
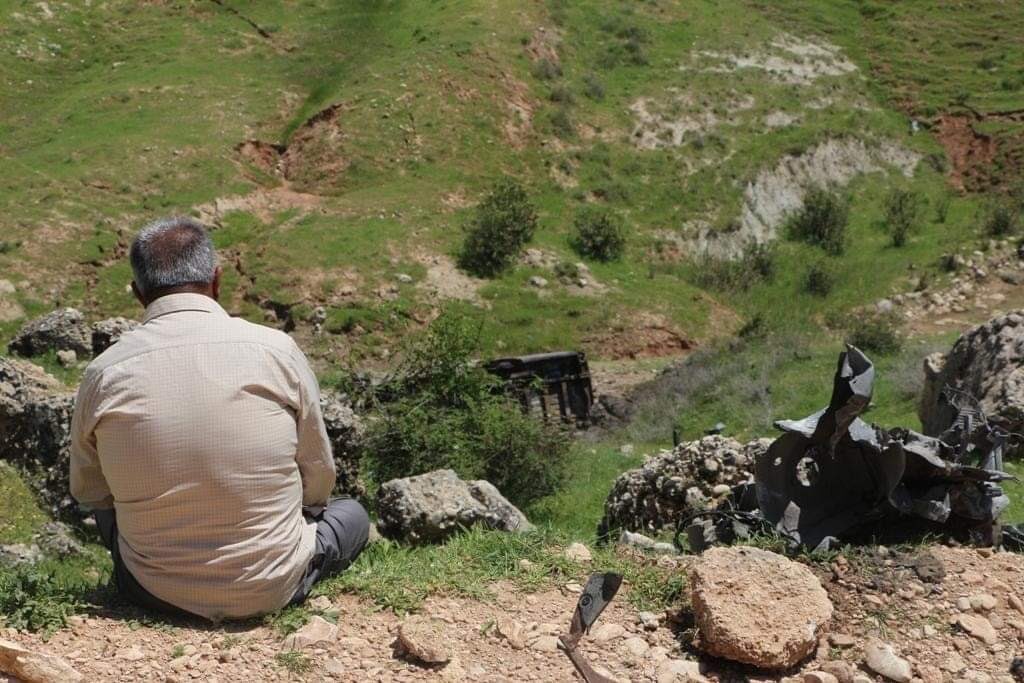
[599,436,768,536]
[398,615,452,663]
[0,638,83,683]
[282,615,338,650]
[656,659,704,683]
[0,357,76,519]
[591,623,626,643]
[919,311,1024,452]
[90,317,139,356]
[377,469,533,544]
[956,613,999,645]
[9,308,92,358]
[496,617,526,650]
[864,640,912,682]
[689,546,832,669]
[564,542,592,563]
[319,392,364,497]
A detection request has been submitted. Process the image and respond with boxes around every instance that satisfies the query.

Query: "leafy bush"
[787,187,849,255]
[582,74,605,101]
[549,106,575,139]
[840,309,904,355]
[984,200,1020,237]
[803,261,835,297]
[549,85,574,104]
[884,188,921,247]
[692,243,776,292]
[933,195,950,223]
[532,58,562,81]
[458,179,538,277]
[364,313,570,507]
[570,207,626,261]
[0,564,85,634]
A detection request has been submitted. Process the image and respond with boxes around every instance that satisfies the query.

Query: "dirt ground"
[5,544,1024,682]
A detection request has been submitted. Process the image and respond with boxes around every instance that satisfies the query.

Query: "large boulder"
[690,546,833,669]
[919,311,1024,442]
[0,357,75,518]
[377,469,533,544]
[8,308,92,358]
[90,317,139,356]
[319,392,365,497]
[598,436,768,538]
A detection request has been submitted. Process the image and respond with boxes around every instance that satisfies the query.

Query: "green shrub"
[549,85,574,104]
[570,208,626,261]
[803,261,835,297]
[692,243,776,292]
[787,187,849,255]
[0,564,85,635]
[582,74,605,101]
[532,58,562,81]
[458,179,538,277]
[549,106,575,139]
[364,313,570,507]
[884,188,921,247]
[933,195,951,223]
[984,200,1020,237]
[840,309,904,355]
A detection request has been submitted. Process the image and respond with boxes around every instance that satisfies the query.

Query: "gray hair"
[130,217,217,297]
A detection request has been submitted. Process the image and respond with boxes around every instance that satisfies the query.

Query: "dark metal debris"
[678,345,1016,553]
[559,572,623,683]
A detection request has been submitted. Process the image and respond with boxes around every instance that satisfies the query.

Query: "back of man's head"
[130,217,217,300]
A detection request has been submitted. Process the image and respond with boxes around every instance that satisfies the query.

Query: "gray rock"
[377,469,533,544]
[319,392,364,497]
[0,543,43,565]
[35,521,83,558]
[0,357,76,519]
[528,275,548,288]
[864,640,912,682]
[919,311,1024,450]
[9,308,92,358]
[90,317,139,355]
[598,436,767,537]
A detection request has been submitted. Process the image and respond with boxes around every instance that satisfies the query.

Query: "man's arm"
[291,345,336,507]
[69,368,114,511]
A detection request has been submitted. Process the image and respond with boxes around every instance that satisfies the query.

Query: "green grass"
[274,650,312,675]
[0,463,48,544]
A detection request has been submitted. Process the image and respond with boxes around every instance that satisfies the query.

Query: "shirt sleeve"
[291,345,336,507]
[69,367,114,510]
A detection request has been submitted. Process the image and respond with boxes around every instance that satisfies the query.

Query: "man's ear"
[131,281,147,308]
[211,266,222,302]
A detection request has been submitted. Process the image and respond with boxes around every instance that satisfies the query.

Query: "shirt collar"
[142,293,228,323]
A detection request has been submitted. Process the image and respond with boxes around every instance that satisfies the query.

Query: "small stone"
[852,676,873,683]
[1011,594,1024,614]
[969,594,998,611]
[656,659,703,683]
[804,672,839,683]
[496,617,525,650]
[922,624,937,638]
[564,542,592,563]
[592,623,626,643]
[528,276,548,288]
[639,611,660,631]
[518,559,535,571]
[395,273,414,284]
[620,444,635,455]
[711,484,732,496]
[282,615,338,650]
[308,595,333,611]
[820,660,855,683]
[0,639,83,682]
[564,582,584,593]
[324,658,345,676]
[398,615,451,663]
[957,597,973,611]
[917,664,943,683]
[864,640,912,682]
[529,635,560,652]
[117,645,146,661]
[941,651,967,673]
[956,613,999,645]
[56,349,77,367]
[623,636,650,658]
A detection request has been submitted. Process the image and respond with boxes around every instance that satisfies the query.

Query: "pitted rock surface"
[90,317,139,356]
[319,392,365,497]
[0,357,76,518]
[690,546,833,669]
[8,308,92,358]
[598,436,768,537]
[376,469,533,543]
[919,310,1024,445]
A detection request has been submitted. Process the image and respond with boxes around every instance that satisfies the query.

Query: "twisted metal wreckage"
[557,347,1024,682]
[681,345,1022,553]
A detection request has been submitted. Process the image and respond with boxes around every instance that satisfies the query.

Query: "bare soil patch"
[585,313,695,361]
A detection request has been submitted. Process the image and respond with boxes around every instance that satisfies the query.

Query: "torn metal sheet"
[684,345,1015,553]
[558,572,623,683]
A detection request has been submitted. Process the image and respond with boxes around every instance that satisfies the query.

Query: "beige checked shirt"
[70,293,336,620]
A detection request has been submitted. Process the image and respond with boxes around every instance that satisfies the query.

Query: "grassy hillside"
[1,0,1019,370]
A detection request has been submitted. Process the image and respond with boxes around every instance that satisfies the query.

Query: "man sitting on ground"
[70,216,368,621]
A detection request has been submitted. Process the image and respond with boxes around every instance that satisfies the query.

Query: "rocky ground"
[4,543,1024,682]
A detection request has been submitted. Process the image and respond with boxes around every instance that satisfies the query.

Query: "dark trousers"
[95,497,370,617]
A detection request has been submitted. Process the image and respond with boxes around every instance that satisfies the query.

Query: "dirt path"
[5,545,1024,682]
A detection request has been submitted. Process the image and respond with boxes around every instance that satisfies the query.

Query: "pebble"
[828,633,856,648]
[564,542,592,563]
[957,597,973,611]
[656,659,701,683]
[804,672,839,683]
[529,635,559,653]
[1009,594,1024,615]
[623,636,649,658]
[956,613,999,645]
[969,593,998,611]
[638,611,660,631]
[864,640,912,682]
[591,623,626,643]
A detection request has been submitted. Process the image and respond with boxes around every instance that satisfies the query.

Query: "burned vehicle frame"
[484,351,594,427]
